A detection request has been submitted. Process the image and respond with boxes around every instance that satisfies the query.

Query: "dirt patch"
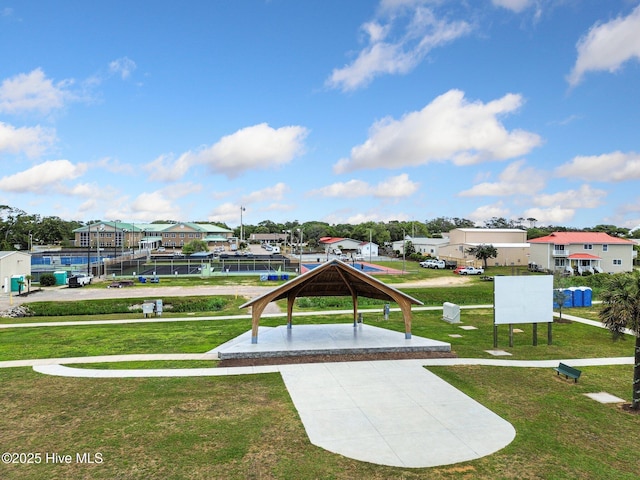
[620,403,640,414]
[398,276,471,288]
[219,350,458,367]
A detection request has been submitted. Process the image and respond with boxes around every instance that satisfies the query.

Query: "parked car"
[459,266,485,275]
[354,254,364,261]
[419,259,437,268]
[68,273,93,288]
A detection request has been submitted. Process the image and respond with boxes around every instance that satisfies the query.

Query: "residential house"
[529,231,635,275]
[319,237,376,256]
[392,236,450,256]
[358,241,379,259]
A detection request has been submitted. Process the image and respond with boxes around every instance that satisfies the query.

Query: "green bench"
[554,362,582,382]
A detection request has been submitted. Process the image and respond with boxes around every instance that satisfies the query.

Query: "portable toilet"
[579,287,592,307]
[569,286,583,307]
[553,288,573,308]
[10,274,25,292]
[54,271,67,285]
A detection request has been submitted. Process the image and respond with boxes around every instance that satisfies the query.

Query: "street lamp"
[297,228,303,273]
[402,229,406,274]
[240,206,246,243]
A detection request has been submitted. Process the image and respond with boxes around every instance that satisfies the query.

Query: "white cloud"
[109,57,137,80]
[334,90,542,173]
[0,68,73,115]
[523,206,575,224]
[207,202,241,224]
[309,173,419,198]
[0,159,87,193]
[241,182,289,204]
[144,153,193,182]
[128,184,198,221]
[95,156,136,175]
[467,202,510,225]
[326,5,472,91]
[555,151,640,182]
[130,191,183,221]
[567,4,640,86]
[532,184,606,209]
[459,160,545,197]
[146,123,308,180]
[0,121,56,157]
[491,0,533,13]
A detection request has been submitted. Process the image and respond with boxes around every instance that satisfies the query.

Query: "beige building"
[73,222,233,251]
[529,231,635,274]
[437,228,530,267]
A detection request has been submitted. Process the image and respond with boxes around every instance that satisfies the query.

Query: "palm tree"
[599,272,640,410]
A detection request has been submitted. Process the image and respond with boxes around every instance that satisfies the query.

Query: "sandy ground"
[0,275,471,315]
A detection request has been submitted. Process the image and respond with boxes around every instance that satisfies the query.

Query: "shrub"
[39,273,56,287]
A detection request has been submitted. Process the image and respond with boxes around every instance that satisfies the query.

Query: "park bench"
[554,362,582,382]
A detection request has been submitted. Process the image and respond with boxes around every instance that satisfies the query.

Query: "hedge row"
[26,296,229,317]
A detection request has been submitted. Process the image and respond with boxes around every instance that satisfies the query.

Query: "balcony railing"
[553,250,568,256]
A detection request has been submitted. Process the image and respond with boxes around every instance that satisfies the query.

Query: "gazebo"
[240,259,423,344]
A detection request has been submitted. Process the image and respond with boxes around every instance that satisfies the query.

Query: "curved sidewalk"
[30,356,633,469]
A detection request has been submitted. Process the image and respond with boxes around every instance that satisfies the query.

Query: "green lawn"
[2,279,640,479]
[1,364,638,480]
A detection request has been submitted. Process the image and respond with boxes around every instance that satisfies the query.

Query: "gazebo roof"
[240,259,422,344]
[240,259,423,308]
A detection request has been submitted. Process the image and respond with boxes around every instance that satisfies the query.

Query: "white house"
[358,241,379,258]
[0,251,32,294]
[529,231,635,275]
[392,236,449,256]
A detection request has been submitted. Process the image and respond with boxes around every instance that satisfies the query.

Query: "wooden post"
[509,324,513,348]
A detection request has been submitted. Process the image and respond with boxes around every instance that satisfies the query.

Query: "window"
[613,259,622,265]
[583,244,593,250]
[602,244,608,252]
[555,258,565,267]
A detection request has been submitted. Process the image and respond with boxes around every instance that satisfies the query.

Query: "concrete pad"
[210,323,451,360]
[584,392,626,404]
[459,325,478,330]
[448,334,463,338]
[485,350,512,356]
[280,360,516,468]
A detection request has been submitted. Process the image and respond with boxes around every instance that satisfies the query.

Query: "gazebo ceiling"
[241,258,423,306]
[240,259,423,344]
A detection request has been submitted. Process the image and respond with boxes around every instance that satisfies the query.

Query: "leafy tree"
[484,217,514,229]
[181,240,209,255]
[599,272,640,410]
[404,240,416,256]
[586,224,630,237]
[466,244,498,269]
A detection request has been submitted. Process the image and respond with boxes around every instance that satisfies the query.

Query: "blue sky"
[1,0,640,229]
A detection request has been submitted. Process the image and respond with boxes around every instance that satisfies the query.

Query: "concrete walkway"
[2,301,635,469]
[29,355,634,468]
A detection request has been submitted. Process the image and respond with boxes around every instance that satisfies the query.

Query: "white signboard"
[494,275,553,325]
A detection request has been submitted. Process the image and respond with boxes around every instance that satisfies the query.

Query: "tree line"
[1,204,638,251]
